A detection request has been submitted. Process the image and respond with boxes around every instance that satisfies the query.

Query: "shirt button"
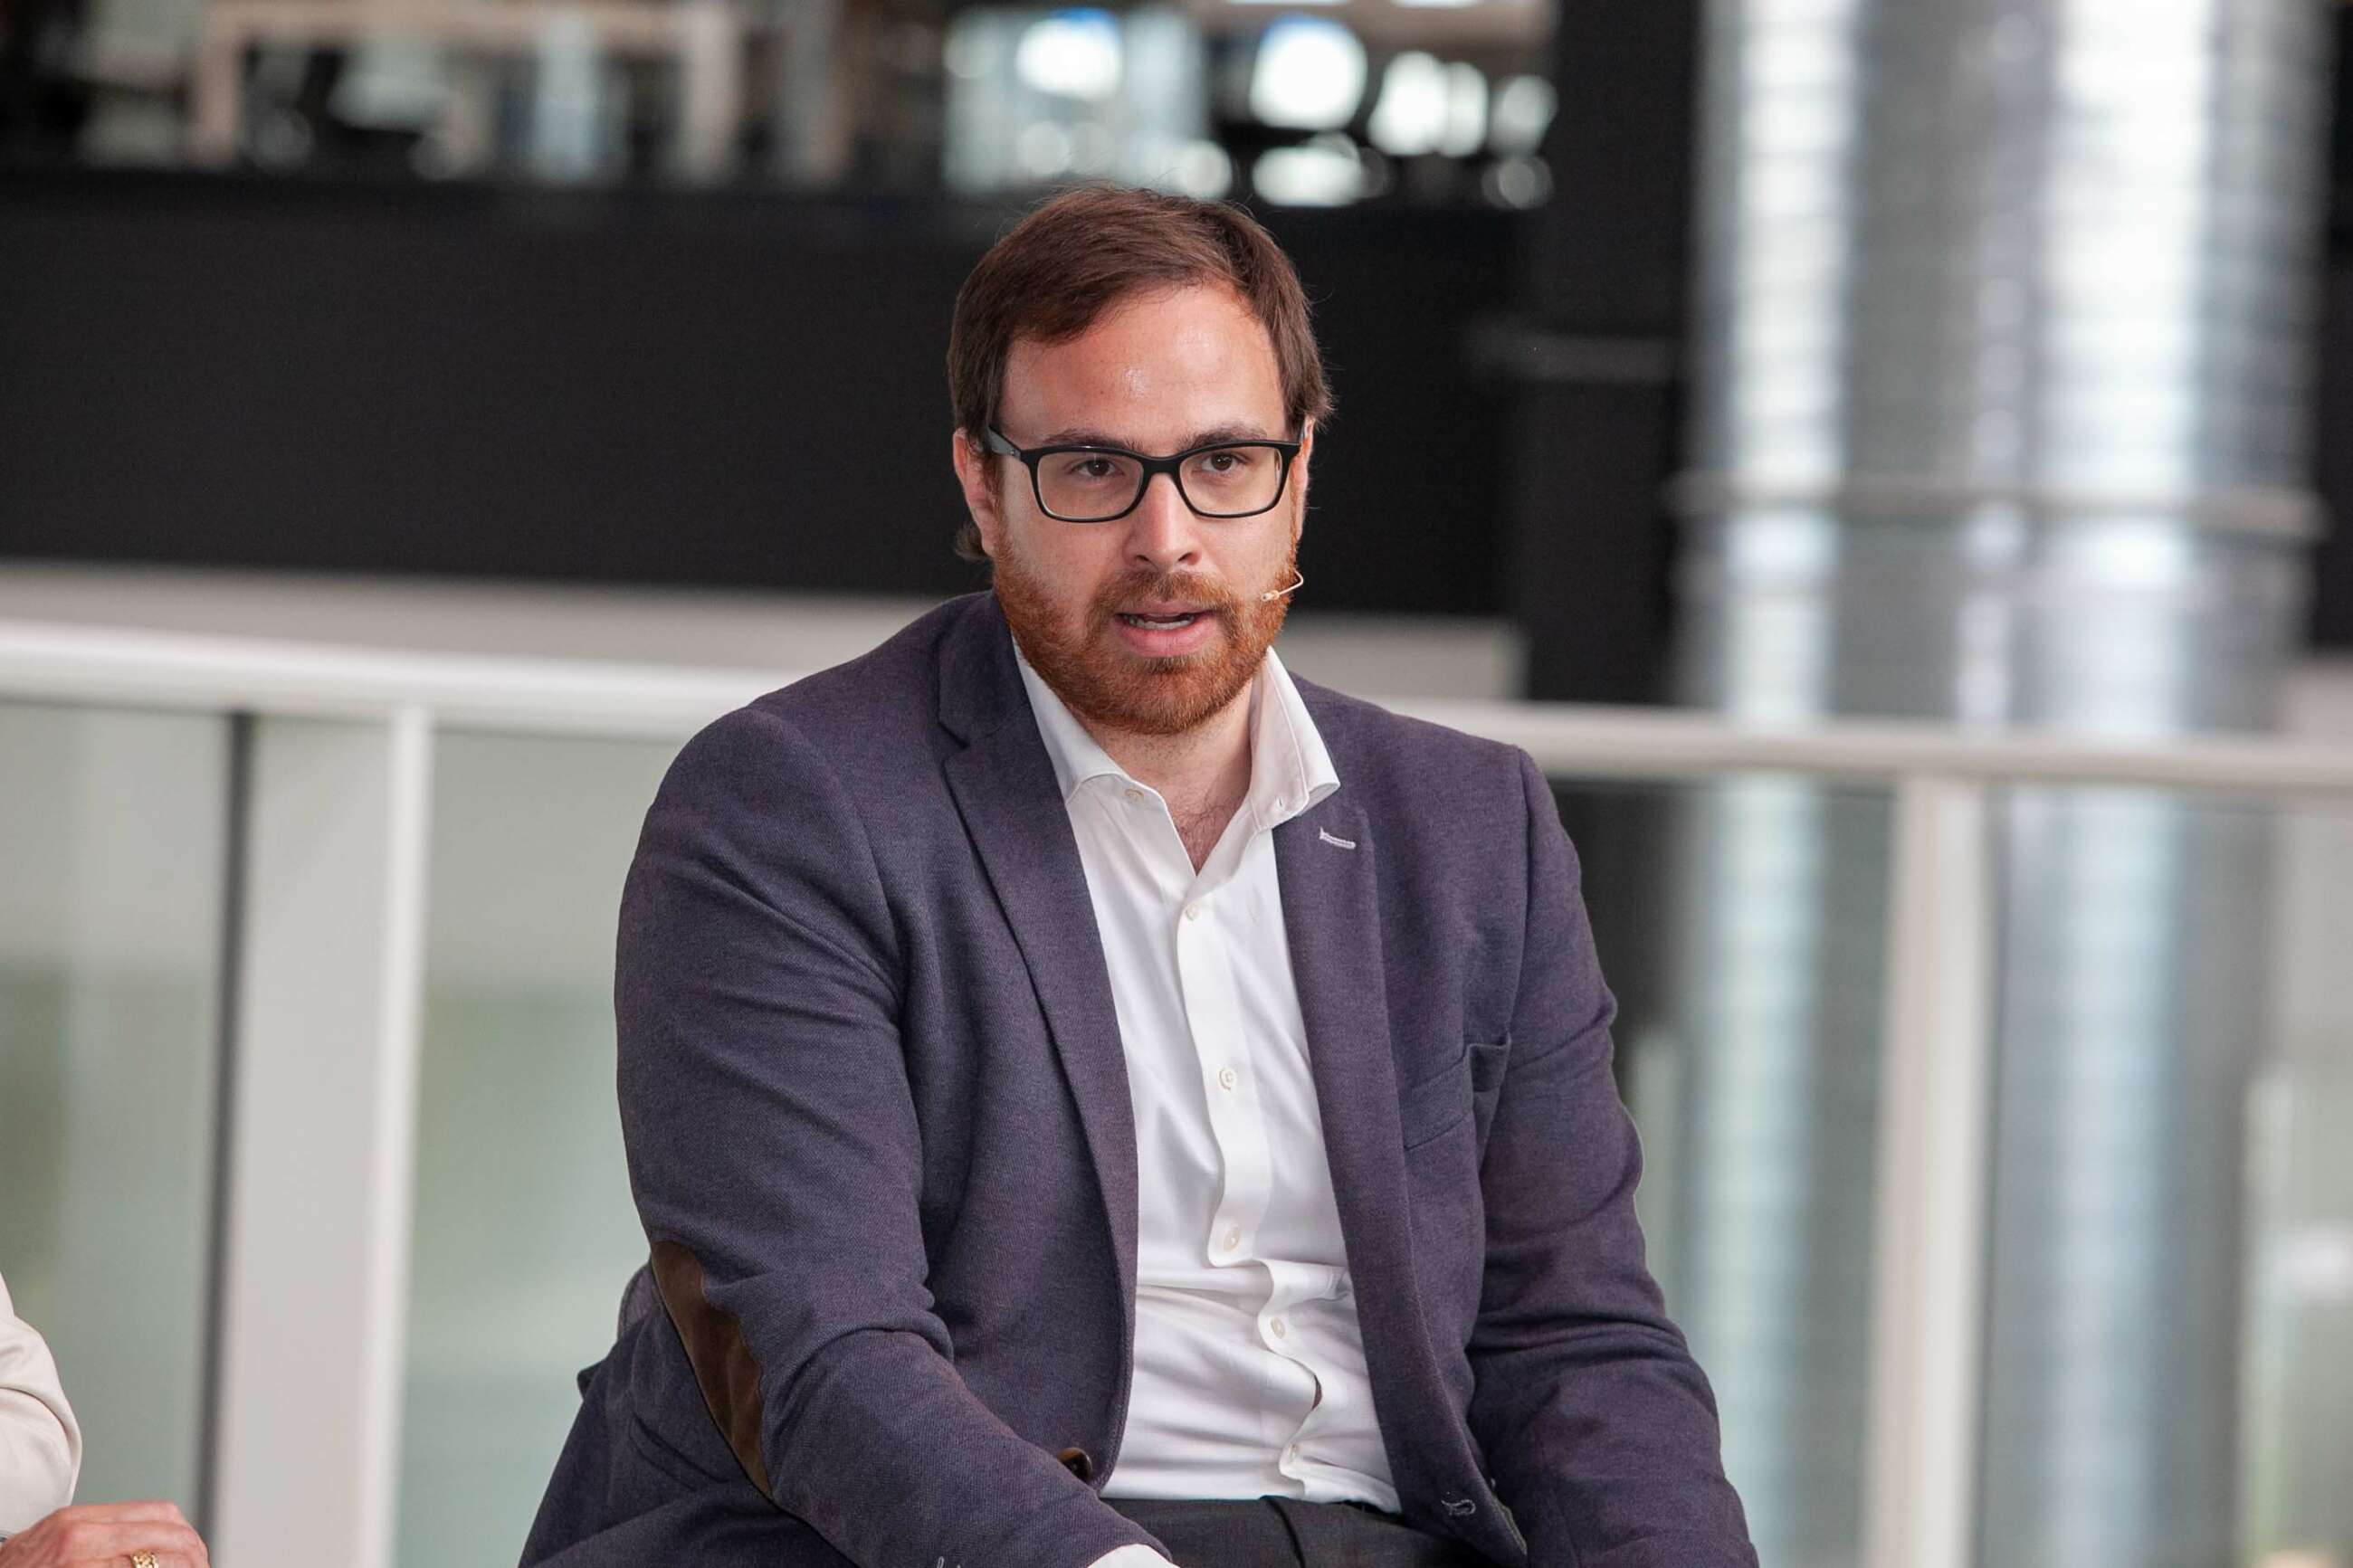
[1124,787,1146,803]
[1216,1065,1239,1092]
[1269,1316,1288,1338]
[1220,1226,1241,1252]
[1286,1443,1302,1464]
[1184,901,1204,922]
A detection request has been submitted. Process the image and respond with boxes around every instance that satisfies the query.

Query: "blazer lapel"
[937,598,1140,1393]
[1273,796,1447,1503]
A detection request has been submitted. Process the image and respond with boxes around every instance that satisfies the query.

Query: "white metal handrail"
[9,616,2353,795]
[5,613,2353,1568]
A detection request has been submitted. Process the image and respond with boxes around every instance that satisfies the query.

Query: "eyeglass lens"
[1037,445,1286,520]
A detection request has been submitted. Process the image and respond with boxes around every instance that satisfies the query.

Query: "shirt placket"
[1174,860,1274,1273]
[1260,1258,1335,1483]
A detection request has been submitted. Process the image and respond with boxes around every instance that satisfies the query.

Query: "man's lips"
[1108,605,1223,656]
[1113,606,1219,631]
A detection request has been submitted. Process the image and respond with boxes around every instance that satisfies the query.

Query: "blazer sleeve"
[615,706,1159,1568]
[0,1273,82,1535]
[1463,752,1758,1568]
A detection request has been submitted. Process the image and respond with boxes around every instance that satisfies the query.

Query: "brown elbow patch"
[649,1240,774,1498]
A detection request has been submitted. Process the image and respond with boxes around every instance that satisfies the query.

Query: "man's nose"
[1124,471,1204,572]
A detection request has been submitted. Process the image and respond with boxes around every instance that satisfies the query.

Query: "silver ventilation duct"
[1661,2,2330,1565]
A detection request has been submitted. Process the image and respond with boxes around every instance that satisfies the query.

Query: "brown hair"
[948,185,1333,560]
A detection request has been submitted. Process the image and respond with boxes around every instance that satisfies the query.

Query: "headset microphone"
[1260,570,1306,603]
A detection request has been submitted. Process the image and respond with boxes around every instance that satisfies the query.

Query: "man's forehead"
[998,283,1286,436]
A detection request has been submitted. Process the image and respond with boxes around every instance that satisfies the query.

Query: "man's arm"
[1463,753,1758,1568]
[618,707,1163,1568]
[0,1276,81,1536]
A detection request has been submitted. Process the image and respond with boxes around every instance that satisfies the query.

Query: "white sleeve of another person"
[0,1272,81,1535]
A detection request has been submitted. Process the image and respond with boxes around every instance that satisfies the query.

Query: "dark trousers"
[1103,1497,1496,1567]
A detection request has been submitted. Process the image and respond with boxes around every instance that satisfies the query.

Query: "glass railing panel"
[386,738,2353,1568]
[1977,786,2353,1568]
[394,730,679,1568]
[2244,788,2353,1568]
[0,700,230,1516]
[1554,774,1894,1568]
[2246,1063,2353,1568]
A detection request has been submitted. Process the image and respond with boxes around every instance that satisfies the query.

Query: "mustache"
[1091,573,1243,618]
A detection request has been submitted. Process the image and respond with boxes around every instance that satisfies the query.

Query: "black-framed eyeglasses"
[981,428,1302,523]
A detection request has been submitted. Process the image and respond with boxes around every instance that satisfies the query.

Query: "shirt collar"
[1012,632,1340,832]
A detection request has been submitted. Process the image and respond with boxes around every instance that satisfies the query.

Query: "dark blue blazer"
[521,593,1756,1568]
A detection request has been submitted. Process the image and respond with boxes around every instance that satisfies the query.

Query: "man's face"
[952,282,1312,738]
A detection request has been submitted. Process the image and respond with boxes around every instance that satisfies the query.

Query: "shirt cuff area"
[1088,1545,1178,1568]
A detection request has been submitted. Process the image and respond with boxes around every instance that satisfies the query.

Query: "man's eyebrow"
[1033,423,1282,450]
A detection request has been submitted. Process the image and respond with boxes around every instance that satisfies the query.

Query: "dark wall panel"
[1502,0,1701,701]
[2315,262,2353,650]
[0,173,1519,615]
[1531,0,1701,335]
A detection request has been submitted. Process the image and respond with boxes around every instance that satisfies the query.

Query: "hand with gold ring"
[0,1501,210,1568]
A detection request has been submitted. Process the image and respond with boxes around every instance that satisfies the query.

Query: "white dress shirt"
[0,1272,81,1535]
[1013,641,1398,1568]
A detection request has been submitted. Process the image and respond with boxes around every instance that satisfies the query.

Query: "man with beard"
[521,186,1755,1568]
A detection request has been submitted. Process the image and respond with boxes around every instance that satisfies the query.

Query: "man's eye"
[1063,457,1120,480]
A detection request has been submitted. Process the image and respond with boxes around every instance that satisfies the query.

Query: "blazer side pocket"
[1400,1039,1510,1151]
[1467,1039,1510,1148]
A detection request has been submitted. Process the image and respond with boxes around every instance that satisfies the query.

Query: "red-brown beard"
[995,538,1297,738]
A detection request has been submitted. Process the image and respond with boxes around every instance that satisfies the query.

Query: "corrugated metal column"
[1668,2,2332,1564]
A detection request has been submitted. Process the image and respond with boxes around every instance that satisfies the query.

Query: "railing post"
[208,708,434,1568]
[1862,774,1996,1568]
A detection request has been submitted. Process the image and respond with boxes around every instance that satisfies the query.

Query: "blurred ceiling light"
[1247,17,1367,129]
[1253,136,1366,204]
[943,15,1003,81]
[1489,73,1554,154]
[1015,9,1123,102]
[1016,119,1077,176]
[1367,51,1446,157]
[1482,153,1551,207]
[1171,138,1235,197]
[1069,121,1116,174]
[1440,62,1486,157]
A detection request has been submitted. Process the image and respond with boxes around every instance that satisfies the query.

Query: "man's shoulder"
[675,594,979,770]
[1291,673,1532,813]
[759,592,979,735]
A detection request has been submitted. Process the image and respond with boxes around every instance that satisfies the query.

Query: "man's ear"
[951,428,1005,559]
[1290,421,1316,541]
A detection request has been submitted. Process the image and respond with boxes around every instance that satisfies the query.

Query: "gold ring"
[130,1554,159,1568]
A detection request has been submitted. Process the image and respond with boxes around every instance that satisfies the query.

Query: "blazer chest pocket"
[1398,1039,1510,1152]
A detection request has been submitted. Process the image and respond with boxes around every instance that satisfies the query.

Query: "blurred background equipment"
[0,0,1556,192]
[5,0,2353,1566]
